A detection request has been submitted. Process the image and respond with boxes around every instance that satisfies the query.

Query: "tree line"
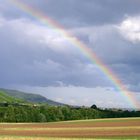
[0,104,140,122]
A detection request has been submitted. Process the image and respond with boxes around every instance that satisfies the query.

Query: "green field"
[0,117,140,139]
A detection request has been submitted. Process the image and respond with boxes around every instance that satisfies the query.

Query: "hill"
[0,88,64,106]
[0,90,24,103]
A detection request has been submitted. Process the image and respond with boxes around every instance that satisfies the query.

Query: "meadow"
[0,117,140,140]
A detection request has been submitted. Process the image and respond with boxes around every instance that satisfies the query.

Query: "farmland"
[0,118,140,139]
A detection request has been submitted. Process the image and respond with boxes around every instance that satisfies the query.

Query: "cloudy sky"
[1,0,140,108]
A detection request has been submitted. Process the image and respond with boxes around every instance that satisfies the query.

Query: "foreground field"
[0,117,140,139]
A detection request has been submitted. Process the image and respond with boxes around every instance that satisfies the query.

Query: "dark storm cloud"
[0,17,113,88]
[1,0,140,108]
[41,0,140,26]
[25,0,140,26]
[2,0,140,27]
[0,0,140,93]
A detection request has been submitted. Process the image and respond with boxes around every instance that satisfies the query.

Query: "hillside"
[0,90,24,103]
[0,88,64,106]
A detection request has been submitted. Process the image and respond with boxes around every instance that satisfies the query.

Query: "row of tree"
[0,104,140,122]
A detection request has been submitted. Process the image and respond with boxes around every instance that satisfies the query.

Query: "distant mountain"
[0,90,24,103]
[0,88,64,106]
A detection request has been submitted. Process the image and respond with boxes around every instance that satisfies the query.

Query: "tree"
[37,113,46,122]
[4,106,15,122]
[91,104,97,109]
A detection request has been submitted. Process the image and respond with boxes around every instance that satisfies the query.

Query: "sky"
[1,0,140,108]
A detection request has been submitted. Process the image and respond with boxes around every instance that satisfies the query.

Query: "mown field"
[0,117,140,140]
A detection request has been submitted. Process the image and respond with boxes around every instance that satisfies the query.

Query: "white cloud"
[0,17,5,27]
[0,16,77,53]
[0,0,140,109]
[1,16,116,87]
[1,15,138,88]
[118,16,140,43]
[55,97,63,102]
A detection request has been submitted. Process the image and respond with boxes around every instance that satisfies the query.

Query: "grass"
[0,91,24,103]
[52,117,140,123]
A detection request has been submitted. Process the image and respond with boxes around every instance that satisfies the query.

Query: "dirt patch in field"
[0,118,140,138]
[0,120,140,128]
[0,129,140,138]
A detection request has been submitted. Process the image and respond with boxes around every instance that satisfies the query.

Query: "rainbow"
[9,0,140,109]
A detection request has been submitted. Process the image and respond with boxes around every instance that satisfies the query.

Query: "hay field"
[0,117,140,139]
